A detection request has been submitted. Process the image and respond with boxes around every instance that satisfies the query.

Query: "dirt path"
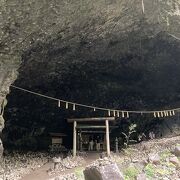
[21,152,99,180]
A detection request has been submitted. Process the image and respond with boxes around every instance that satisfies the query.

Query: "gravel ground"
[47,156,85,176]
[0,151,50,180]
[0,136,179,180]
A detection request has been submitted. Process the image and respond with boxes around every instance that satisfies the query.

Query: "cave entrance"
[67,117,117,157]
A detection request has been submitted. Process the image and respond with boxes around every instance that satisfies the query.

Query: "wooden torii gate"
[67,117,115,157]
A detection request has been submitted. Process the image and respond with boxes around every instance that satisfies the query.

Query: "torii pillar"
[105,119,110,156]
[73,121,77,157]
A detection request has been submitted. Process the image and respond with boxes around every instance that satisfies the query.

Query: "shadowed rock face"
[3,30,180,150]
[0,69,18,156]
[0,0,180,151]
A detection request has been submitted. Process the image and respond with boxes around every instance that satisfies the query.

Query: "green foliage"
[123,148,137,156]
[144,163,156,178]
[144,163,172,178]
[14,136,38,150]
[74,167,84,180]
[124,165,140,180]
[129,124,137,131]
[156,168,171,176]
[160,150,172,161]
[162,161,176,169]
[122,124,137,148]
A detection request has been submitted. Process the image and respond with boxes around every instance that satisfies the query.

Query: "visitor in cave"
[149,131,155,140]
[138,132,146,142]
[96,136,101,151]
[88,136,94,151]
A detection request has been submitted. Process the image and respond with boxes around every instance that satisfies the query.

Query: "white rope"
[141,0,145,14]
[10,85,180,115]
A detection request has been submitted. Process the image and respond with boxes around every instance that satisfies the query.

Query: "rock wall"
[0,68,18,157]
[0,0,179,152]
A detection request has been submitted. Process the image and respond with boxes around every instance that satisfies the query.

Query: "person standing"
[88,136,94,151]
[149,131,155,140]
[96,136,100,151]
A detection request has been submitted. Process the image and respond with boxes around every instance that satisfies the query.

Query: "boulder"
[174,146,180,157]
[169,156,180,167]
[148,153,160,165]
[84,163,124,180]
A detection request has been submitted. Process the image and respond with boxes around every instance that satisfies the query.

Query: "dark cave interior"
[2,30,180,150]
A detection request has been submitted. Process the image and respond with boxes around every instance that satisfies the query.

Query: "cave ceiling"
[0,0,180,123]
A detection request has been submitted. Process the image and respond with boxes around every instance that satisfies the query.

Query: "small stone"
[148,153,160,165]
[132,159,139,163]
[54,177,60,180]
[174,146,180,157]
[169,156,180,167]
[136,173,146,180]
[162,177,169,180]
[141,159,148,166]
[52,157,62,163]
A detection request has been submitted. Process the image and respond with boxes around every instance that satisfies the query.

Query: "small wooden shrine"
[67,117,116,157]
[49,132,67,152]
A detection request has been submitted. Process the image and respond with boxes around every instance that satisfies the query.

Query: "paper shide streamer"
[117,111,120,117]
[113,110,116,117]
[73,104,76,111]
[108,110,111,116]
[58,100,61,107]
[66,102,68,109]
[122,111,125,118]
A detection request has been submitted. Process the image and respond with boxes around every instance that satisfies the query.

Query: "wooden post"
[105,119,110,156]
[80,131,82,151]
[115,137,119,153]
[73,121,77,157]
